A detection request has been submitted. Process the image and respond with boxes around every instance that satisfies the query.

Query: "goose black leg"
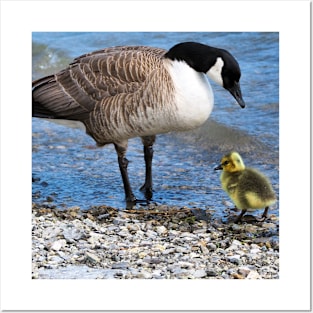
[140,136,156,200]
[114,141,136,209]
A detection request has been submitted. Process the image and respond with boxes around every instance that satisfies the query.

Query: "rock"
[207,243,217,251]
[126,223,140,233]
[231,224,241,231]
[51,239,66,251]
[48,256,64,264]
[246,270,262,279]
[156,226,167,235]
[232,273,244,279]
[231,239,242,246]
[145,229,157,238]
[97,214,111,220]
[117,230,129,238]
[62,227,85,243]
[42,226,62,239]
[193,269,207,278]
[151,270,163,279]
[244,225,259,233]
[228,255,241,265]
[206,268,218,277]
[135,270,152,279]
[250,248,261,254]
[238,266,251,277]
[175,246,189,253]
[179,261,194,269]
[32,204,279,279]
[162,248,176,255]
[112,262,129,270]
[198,240,209,254]
[152,244,165,252]
[85,252,100,263]
[113,217,125,225]
[138,251,148,259]
[262,223,276,229]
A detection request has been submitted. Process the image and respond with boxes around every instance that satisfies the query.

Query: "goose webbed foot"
[139,184,153,201]
[125,194,137,209]
[125,197,150,209]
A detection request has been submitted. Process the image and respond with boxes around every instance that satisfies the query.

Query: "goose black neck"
[164,42,219,73]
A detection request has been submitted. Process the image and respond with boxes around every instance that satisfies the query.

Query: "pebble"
[85,252,100,263]
[32,204,279,279]
[50,239,66,251]
[193,269,207,278]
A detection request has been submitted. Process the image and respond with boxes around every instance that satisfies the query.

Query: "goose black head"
[165,42,245,108]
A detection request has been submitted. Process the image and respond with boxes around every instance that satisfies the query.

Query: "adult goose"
[32,41,246,208]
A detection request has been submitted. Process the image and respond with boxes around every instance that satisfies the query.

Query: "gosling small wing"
[32,46,166,121]
[239,168,276,200]
[223,172,241,194]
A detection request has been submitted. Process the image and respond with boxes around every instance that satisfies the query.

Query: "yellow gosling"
[214,151,276,223]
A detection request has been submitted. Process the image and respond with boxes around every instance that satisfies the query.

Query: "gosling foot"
[255,216,268,222]
[234,209,247,223]
[256,207,269,222]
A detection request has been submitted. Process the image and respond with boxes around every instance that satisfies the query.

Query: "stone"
[156,226,167,235]
[51,239,66,251]
[207,243,217,251]
[193,269,207,278]
[62,227,85,243]
[135,271,153,279]
[175,246,189,253]
[85,252,101,263]
[250,248,261,254]
[238,266,251,277]
[228,255,241,265]
[112,217,125,225]
[206,268,218,277]
[111,262,129,270]
[32,204,279,280]
[246,270,262,279]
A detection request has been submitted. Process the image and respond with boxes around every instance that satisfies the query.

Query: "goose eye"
[223,161,229,165]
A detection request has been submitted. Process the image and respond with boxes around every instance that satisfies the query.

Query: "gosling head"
[214,151,245,173]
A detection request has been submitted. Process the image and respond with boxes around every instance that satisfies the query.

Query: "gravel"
[32,203,279,279]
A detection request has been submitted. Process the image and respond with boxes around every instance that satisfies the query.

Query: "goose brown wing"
[32,46,166,121]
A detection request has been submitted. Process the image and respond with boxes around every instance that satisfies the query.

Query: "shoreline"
[32,203,279,279]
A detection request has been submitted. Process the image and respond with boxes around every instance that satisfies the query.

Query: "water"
[32,32,279,219]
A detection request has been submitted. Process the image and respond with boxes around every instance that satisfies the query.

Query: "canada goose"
[33,42,245,208]
[214,151,276,223]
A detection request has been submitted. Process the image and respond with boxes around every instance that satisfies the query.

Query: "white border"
[0,1,311,311]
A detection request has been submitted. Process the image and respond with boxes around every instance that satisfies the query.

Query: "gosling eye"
[223,161,229,166]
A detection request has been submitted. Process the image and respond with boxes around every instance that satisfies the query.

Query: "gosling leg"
[235,209,247,223]
[262,206,269,218]
[140,136,155,200]
[114,141,136,208]
[256,206,269,222]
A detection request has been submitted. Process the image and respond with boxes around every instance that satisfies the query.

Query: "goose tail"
[32,75,59,119]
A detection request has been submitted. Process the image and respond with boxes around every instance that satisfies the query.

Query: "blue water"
[32,32,279,219]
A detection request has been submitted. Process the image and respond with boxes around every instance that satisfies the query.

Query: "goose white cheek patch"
[207,57,224,86]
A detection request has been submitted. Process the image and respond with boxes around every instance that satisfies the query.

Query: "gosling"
[214,151,276,223]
